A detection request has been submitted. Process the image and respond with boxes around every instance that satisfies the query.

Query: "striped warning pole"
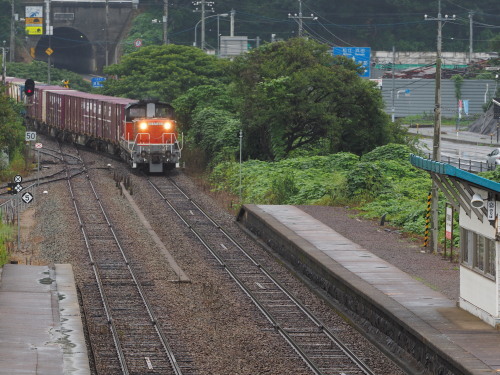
[424,192,432,247]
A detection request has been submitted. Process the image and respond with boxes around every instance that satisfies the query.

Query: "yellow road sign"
[45,47,53,56]
[26,26,43,35]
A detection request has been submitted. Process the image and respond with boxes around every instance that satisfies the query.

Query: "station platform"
[0,264,90,375]
[237,204,500,375]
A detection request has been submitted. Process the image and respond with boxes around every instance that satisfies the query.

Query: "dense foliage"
[7,61,92,92]
[119,0,499,53]
[101,44,230,101]
[231,38,391,160]
[210,143,439,236]
[0,91,25,164]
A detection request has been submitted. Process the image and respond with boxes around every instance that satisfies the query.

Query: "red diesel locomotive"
[6,77,182,173]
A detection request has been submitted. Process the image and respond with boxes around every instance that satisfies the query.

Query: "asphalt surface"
[408,124,500,147]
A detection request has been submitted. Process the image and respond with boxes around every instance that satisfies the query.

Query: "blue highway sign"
[332,47,371,78]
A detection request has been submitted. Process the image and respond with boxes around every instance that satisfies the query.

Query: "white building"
[411,155,500,327]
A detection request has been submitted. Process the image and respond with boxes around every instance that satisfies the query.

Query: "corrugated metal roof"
[410,154,500,192]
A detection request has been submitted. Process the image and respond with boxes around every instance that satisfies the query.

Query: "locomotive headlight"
[164,121,172,130]
[139,122,148,131]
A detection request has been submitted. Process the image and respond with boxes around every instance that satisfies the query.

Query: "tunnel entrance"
[35,27,93,73]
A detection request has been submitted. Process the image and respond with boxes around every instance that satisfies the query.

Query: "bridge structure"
[20,0,138,73]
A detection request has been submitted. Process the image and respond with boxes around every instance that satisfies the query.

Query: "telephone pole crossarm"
[288,0,317,38]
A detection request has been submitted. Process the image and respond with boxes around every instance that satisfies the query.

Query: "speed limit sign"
[25,131,36,141]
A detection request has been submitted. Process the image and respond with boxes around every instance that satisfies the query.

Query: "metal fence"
[420,153,489,173]
[0,183,37,224]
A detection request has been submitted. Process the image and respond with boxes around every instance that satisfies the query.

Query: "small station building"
[411,155,500,327]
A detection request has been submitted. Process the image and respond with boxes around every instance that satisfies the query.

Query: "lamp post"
[194,13,228,50]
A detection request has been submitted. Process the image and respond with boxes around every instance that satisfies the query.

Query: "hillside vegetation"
[126,0,499,53]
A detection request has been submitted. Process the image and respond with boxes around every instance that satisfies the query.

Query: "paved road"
[407,125,498,171]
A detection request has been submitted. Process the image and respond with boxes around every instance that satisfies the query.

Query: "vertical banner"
[445,205,453,240]
[463,99,469,115]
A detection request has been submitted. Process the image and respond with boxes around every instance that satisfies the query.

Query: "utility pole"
[105,0,109,67]
[469,11,474,63]
[2,42,7,84]
[10,0,15,63]
[193,0,214,50]
[45,0,52,84]
[391,46,396,122]
[288,0,316,38]
[230,9,235,37]
[163,0,168,44]
[425,0,455,253]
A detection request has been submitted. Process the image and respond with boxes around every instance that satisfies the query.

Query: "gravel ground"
[10,135,421,374]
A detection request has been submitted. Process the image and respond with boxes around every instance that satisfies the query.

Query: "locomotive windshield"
[126,101,174,121]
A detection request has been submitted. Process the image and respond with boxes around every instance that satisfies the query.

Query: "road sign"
[35,143,42,149]
[21,192,34,204]
[14,183,23,194]
[25,17,43,27]
[14,175,22,183]
[487,201,496,220]
[91,77,106,88]
[25,6,43,18]
[25,131,36,141]
[45,47,54,56]
[26,26,43,35]
[332,47,371,78]
[134,39,143,48]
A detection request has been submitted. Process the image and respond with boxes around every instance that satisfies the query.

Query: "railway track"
[58,143,189,375]
[148,175,376,375]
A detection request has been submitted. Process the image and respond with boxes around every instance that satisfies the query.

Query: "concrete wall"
[237,204,473,375]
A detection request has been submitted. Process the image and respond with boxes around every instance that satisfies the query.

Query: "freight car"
[5,77,182,173]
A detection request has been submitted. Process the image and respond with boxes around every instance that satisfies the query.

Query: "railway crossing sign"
[35,143,42,149]
[21,192,34,204]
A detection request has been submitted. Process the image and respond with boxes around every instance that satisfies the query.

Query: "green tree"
[231,38,390,160]
[172,84,237,132]
[7,61,92,91]
[0,91,25,162]
[101,44,231,102]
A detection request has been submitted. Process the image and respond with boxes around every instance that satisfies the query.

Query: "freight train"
[5,77,182,173]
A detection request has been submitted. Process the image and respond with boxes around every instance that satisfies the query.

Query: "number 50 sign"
[25,131,36,141]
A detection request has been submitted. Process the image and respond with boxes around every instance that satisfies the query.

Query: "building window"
[461,228,496,279]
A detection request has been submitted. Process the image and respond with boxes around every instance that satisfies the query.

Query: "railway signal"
[24,78,35,97]
[7,182,15,194]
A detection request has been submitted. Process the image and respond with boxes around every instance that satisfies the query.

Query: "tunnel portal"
[35,27,94,73]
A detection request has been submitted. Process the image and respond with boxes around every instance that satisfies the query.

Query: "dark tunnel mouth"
[35,27,93,74]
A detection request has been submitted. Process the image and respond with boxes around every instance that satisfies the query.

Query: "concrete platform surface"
[0,264,90,375]
[239,204,500,374]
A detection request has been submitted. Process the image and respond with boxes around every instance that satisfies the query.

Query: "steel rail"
[61,145,184,375]
[148,176,376,375]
